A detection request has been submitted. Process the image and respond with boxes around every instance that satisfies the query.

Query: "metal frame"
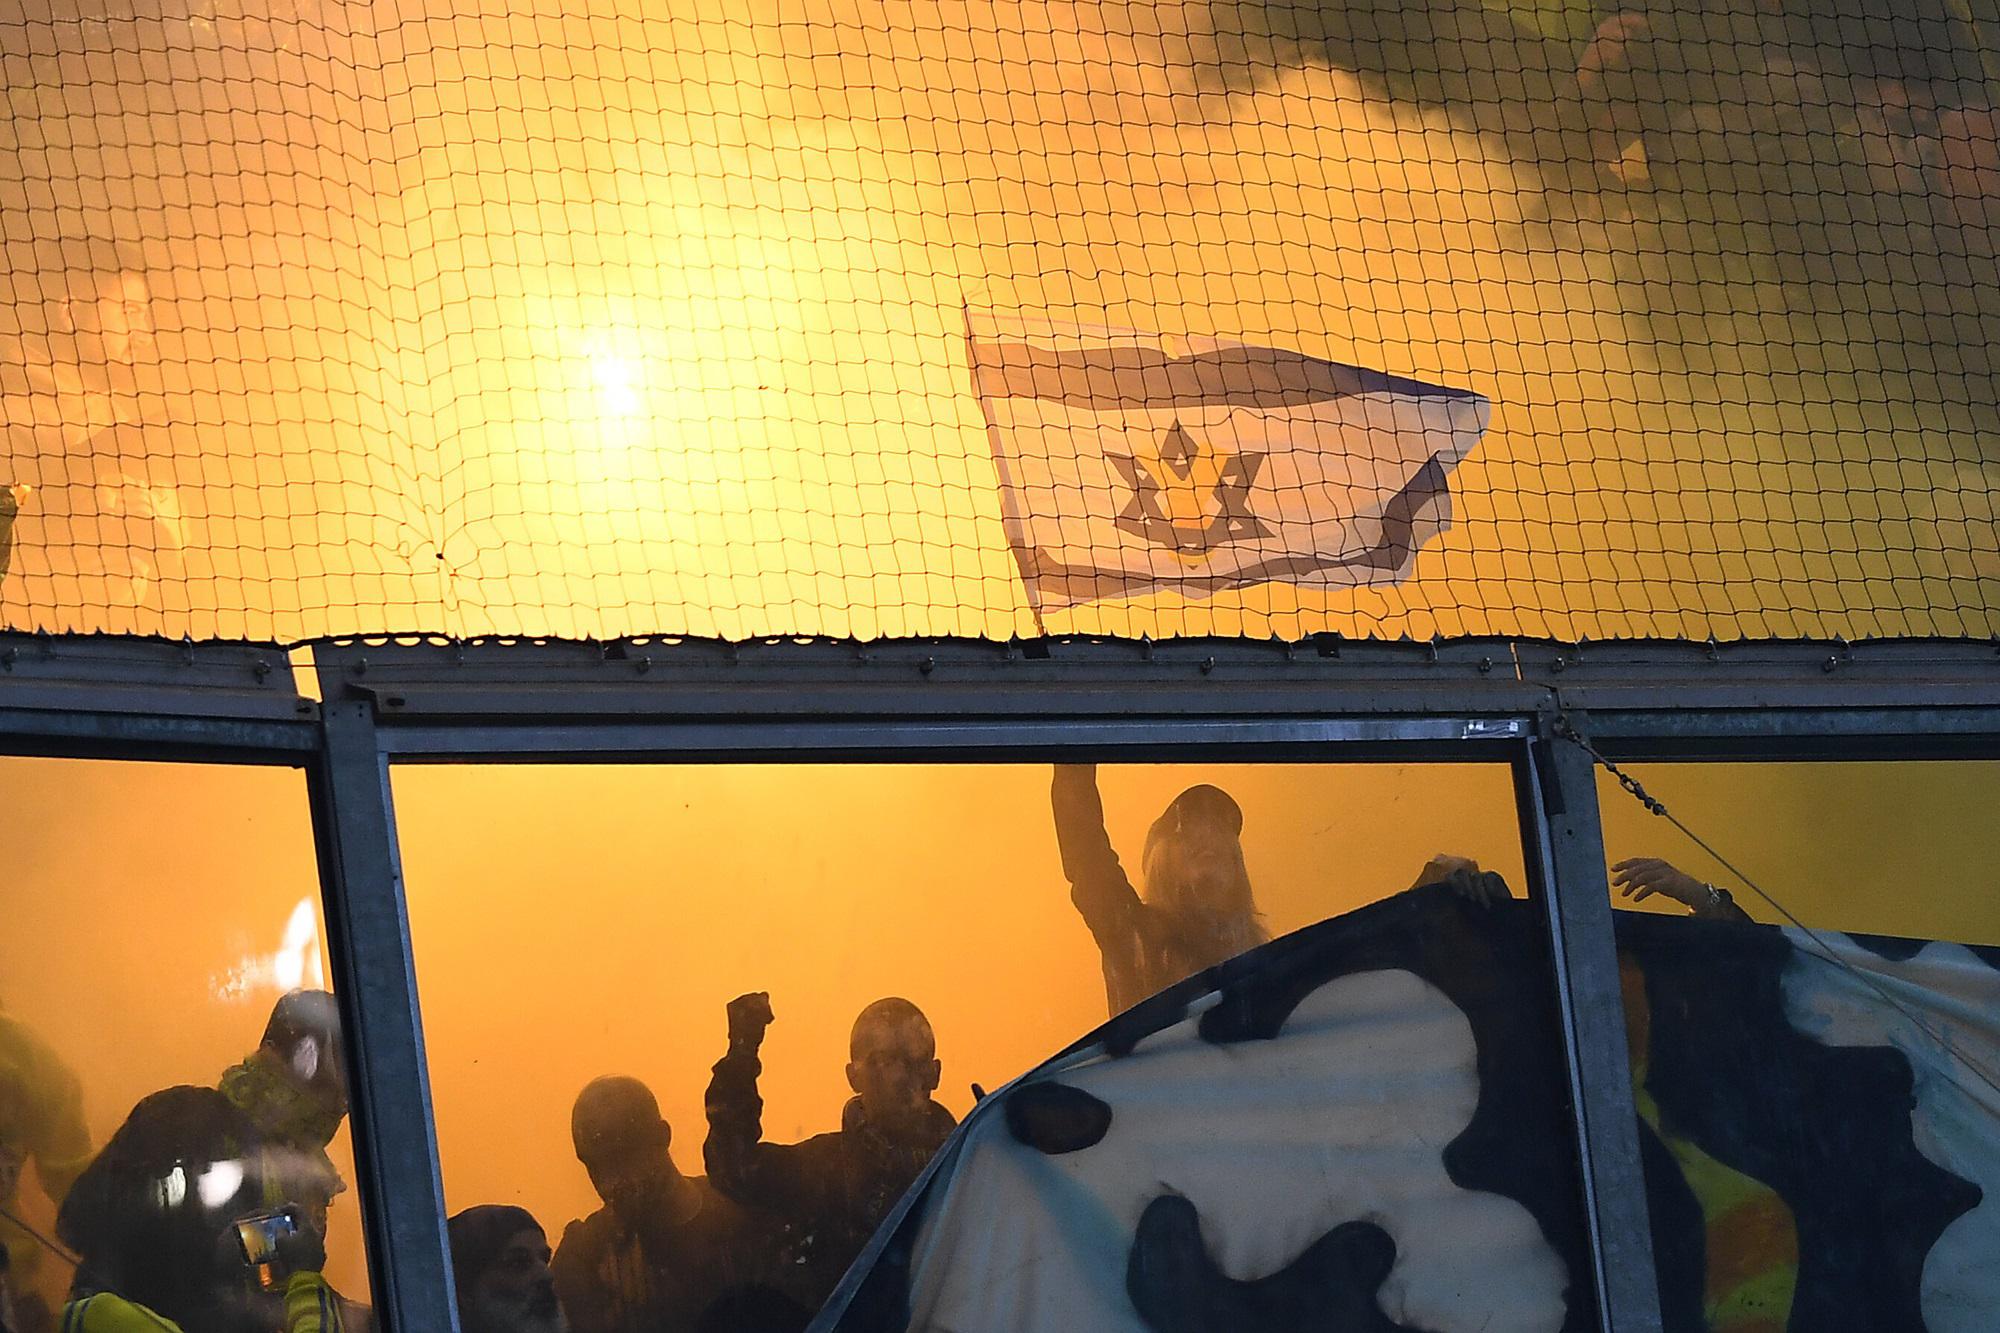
[312,699,461,1333]
[1521,733,1662,1332]
[0,632,315,760]
[7,631,2000,1333]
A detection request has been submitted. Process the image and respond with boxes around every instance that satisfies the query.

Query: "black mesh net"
[3,0,1996,643]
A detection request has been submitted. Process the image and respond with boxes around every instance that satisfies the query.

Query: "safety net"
[3,0,1997,643]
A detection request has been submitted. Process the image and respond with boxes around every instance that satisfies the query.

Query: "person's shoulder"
[102,1084,250,1159]
[799,1125,850,1155]
[553,1205,619,1258]
[877,1102,957,1161]
[118,1082,233,1128]
[0,1009,79,1084]
[685,1175,782,1247]
[688,1173,754,1219]
[63,1291,188,1332]
[557,1204,610,1241]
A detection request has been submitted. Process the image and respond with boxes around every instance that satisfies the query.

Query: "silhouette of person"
[1052,764,1272,1015]
[451,1206,568,1333]
[57,990,354,1333]
[1053,765,1508,1014]
[704,995,955,1312]
[0,997,92,1333]
[53,1109,341,1333]
[552,1076,789,1333]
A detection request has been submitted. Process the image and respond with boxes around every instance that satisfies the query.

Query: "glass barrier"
[394,759,1606,1333]
[1598,760,2000,1333]
[0,757,373,1333]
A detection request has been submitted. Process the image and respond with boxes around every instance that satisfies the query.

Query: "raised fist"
[727,992,775,1048]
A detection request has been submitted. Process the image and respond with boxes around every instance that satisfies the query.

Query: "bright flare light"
[585,337,646,420]
[274,895,325,992]
[212,894,326,1000]
[197,1159,246,1208]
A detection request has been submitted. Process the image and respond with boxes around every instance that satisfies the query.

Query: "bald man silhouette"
[552,1076,793,1333]
[704,995,956,1312]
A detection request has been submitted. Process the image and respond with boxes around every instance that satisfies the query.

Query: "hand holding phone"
[234,1205,327,1279]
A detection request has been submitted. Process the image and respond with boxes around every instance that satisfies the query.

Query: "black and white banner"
[819,889,2000,1333]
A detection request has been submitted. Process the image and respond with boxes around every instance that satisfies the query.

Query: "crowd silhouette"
[0,766,1735,1333]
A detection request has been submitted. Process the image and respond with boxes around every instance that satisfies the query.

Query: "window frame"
[6,630,1999,1333]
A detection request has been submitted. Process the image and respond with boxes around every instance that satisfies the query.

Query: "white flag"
[968,313,1491,609]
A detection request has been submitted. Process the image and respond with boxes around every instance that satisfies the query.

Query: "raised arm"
[702,993,821,1215]
[1053,764,1164,1013]
[1051,764,1148,946]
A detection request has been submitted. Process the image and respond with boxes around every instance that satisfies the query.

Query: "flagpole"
[964,299,1052,642]
[1017,540,1051,639]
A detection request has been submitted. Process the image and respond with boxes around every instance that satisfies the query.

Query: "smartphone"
[233,1209,299,1267]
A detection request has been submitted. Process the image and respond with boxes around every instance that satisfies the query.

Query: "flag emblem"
[968,312,1491,609]
[1110,421,1271,559]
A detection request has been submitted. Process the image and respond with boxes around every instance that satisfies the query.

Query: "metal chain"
[1551,713,1667,816]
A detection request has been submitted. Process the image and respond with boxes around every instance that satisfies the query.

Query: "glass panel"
[1599,760,2000,1332]
[0,758,373,1333]
[395,760,1600,1332]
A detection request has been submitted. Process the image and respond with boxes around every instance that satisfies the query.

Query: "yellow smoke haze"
[2,0,1994,640]
[3,752,1998,1307]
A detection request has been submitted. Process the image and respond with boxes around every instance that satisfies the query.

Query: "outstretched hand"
[1611,857,1707,909]
[727,991,774,1048]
